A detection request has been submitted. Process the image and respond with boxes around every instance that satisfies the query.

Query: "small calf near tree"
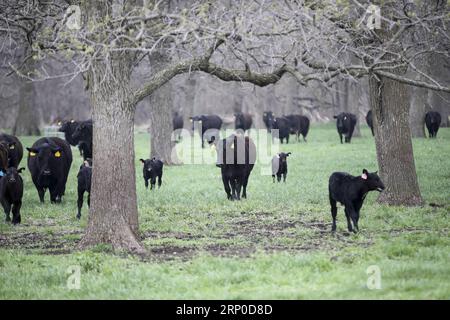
[272,152,291,183]
[329,169,385,233]
[140,158,164,190]
[76,159,92,219]
[0,167,25,225]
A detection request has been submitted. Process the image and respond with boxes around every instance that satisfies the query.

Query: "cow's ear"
[18,167,25,173]
[333,115,338,119]
[362,169,368,180]
[139,159,145,164]
[287,152,291,156]
[27,147,38,156]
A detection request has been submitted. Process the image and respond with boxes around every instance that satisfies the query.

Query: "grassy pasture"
[0,124,449,299]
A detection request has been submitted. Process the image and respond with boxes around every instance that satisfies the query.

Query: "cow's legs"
[11,201,21,225]
[330,196,337,232]
[1,198,11,222]
[283,172,287,182]
[339,133,343,144]
[344,207,353,232]
[144,178,149,189]
[272,175,275,183]
[37,186,46,203]
[150,177,156,190]
[242,175,249,199]
[77,188,84,219]
[222,175,232,200]
[235,178,242,200]
[49,185,59,203]
[277,174,281,182]
[158,174,162,188]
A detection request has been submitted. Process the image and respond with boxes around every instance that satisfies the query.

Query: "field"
[0,124,449,299]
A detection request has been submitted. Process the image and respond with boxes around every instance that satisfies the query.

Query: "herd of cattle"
[0,109,443,232]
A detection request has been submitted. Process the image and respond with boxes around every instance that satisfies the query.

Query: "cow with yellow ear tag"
[27,137,72,204]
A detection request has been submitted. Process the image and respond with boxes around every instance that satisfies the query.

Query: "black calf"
[76,159,92,219]
[329,169,385,233]
[0,167,25,224]
[140,158,164,190]
[272,152,291,183]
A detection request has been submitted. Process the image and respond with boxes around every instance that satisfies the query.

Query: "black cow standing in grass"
[0,143,8,173]
[0,167,25,224]
[214,134,256,200]
[0,133,23,168]
[285,114,310,142]
[235,112,253,132]
[262,111,275,133]
[365,110,374,136]
[27,137,73,203]
[76,159,92,219]
[272,152,291,183]
[334,112,357,143]
[72,120,93,160]
[425,111,442,138]
[190,114,222,148]
[172,112,184,142]
[272,117,291,144]
[329,169,385,233]
[58,120,90,158]
[140,157,164,190]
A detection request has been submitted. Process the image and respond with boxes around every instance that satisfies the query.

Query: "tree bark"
[369,74,423,206]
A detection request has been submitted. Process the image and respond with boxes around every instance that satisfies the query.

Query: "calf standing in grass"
[0,167,25,224]
[272,152,291,183]
[329,169,385,233]
[140,157,164,190]
[76,159,92,219]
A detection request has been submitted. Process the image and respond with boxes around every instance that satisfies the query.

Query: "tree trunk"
[79,58,144,253]
[148,52,180,165]
[409,85,428,138]
[13,72,41,136]
[369,74,423,206]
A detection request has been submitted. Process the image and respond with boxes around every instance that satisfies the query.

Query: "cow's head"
[361,169,385,192]
[72,121,91,141]
[59,119,78,133]
[27,143,63,177]
[278,152,291,163]
[2,167,25,184]
[334,113,351,129]
[140,158,157,173]
[189,115,203,131]
[263,111,274,132]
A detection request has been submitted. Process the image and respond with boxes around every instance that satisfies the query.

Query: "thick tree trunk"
[409,85,428,138]
[13,77,40,136]
[79,59,144,253]
[369,74,423,206]
[148,52,180,165]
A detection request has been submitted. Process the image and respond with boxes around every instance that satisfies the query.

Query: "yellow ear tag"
[10,145,15,150]
[54,151,61,158]
[29,152,36,157]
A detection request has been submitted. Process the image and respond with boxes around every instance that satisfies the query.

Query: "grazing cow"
[76,159,92,219]
[0,133,23,168]
[272,117,291,144]
[366,110,374,136]
[0,167,25,224]
[329,169,385,233]
[285,114,310,142]
[214,134,256,200]
[334,112,357,143]
[27,137,73,203]
[234,112,253,132]
[72,120,93,159]
[190,114,222,148]
[140,157,164,190]
[272,152,291,183]
[173,112,184,142]
[425,111,441,138]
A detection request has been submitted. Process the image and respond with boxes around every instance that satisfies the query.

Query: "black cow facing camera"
[425,111,441,138]
[329,169,385,233]
[140,158,164,190]
[334,112,357,143]
[272,152,291,183]
[0,167,25,225]
[77,159,92,219]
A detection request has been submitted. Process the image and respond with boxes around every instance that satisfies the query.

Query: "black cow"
[365,110,374,136]
[58,120,88,157]
[173,112,184,142]
[0,143,7,173]
[140,157,164,190]
[329,169,385,233]
[72,120,93,159]
[272,152,291,183]
[262,111,275,132]
[214,134,256,200]
[272,117,291,144]
[235,112,253,132]
[0,133,23,168]
[27,137,73,203]
[0,167,25,224]
[425,111,441,138]
[334,112,357,143]
[285,114,310,142]
[190,114,222,148]
[76,159,92,219]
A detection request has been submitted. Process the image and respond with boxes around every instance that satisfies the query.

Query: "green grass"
[0,124,449,299]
